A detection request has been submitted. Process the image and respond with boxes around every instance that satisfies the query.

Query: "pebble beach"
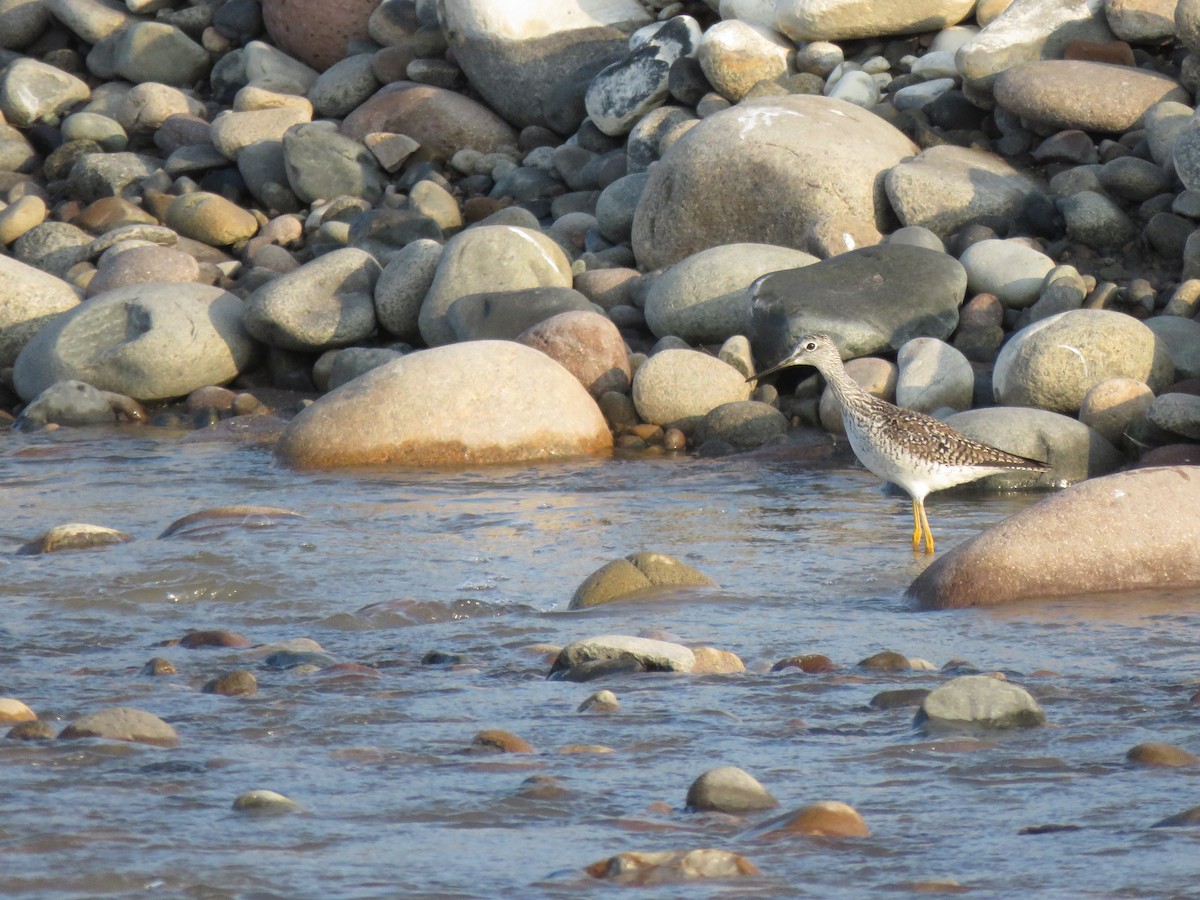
[2,0,1200,893]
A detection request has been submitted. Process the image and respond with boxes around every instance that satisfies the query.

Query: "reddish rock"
[518,311,632,398]
[179,629,252,649]
[1126,742,1200,767]
[470,729,534,753]
[758,801,870,838]
[261,0,380,71]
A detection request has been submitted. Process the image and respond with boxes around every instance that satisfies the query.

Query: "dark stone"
[869,688,931,709]
[668,56,710,106]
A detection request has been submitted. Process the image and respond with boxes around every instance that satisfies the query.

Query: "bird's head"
[747,333,839,382]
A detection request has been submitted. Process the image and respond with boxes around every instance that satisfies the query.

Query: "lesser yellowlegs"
[752,333,1051,554]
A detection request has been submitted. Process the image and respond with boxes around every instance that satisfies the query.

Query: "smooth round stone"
[777,0,974,41]
[203,670,259,696]
[1098,155,1172,202]
[827,69,880,108]
[761,801,870,838]
[886,145,1045,240]
[886,225,945,253]
[166,192,259,246]
[440,0,650,135]
[586,18,699,135]
[1058,190,1138,249]
[323,347,404,391]
[283,121,387,205]
[1126,742,1200,767]
[1079,377,1153,445]
[262,0,377,70]
[570,551,717,609]
[631,348,752,427]
[1107,0,1176,42]
[418,225,572,347]
[517,310,631,398]
[1147,393,1200,441]
[595,172,648,244]
[276,340,612,468]
[118,82,205,135]
[0,697,36,723]
[908,466,1200,608]
[341,81,518,164]
[586,849,759,882]
[895,337,973,413]
[1145,315,1200,381]
[0,0,51,50]
[644,243,818,344]
[1145,100,1192,174]
[232,789,303,814]
[210,106,312,160]
[749,244,967,364]
[46,0,132,43]
[697,19,790,103]
[112,22,212,87]
[959,239,1056,309]
[916,675,1046,729]
[13,283,257,403]
[994,309,1175,413]
[245,248,380,352]
[994,60,1188,134]
[945,406,1120,487]
[0,254,82,367]
[87,245,201,297]
[577,689,619,713]
[470,730,534,754]
[13,221,93,278]
[60,111,126,151]
[18,521,133,553]
[891,77,956,113]
[0,194,46,245]
[308,53,380,119]
[819,357,896,434]
[58,706,179,746]
[686,766,778,813]
[1023,264,1087,325]
[373,238,441,343]
[0,57,90,127]
[67,151,160,205]
[631,93,917,270]
[445,287,595,342]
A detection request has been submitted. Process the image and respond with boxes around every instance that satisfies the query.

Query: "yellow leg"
[910,499,922,551]
[917,498,935,555]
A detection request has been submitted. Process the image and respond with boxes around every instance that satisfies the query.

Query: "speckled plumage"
[755,333,1051,553]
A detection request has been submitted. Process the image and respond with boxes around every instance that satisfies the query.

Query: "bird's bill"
[748,356,797,382]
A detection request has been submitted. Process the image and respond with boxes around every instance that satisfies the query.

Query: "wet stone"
[686,766,778,813]
[17,522,133,554]
[771,654,837,674]
[179,629,252,649]
[232,789,303,815]
[469,729,534,754]
[1126,742,1200,767]
[7,720,55,740]
[141,657,177,676]
[858,650,911,672]
[203,669,259,696]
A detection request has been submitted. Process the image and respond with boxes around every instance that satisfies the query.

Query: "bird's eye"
[804,341,816,351]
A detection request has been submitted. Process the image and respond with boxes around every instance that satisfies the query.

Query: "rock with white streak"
[776,0,977,41]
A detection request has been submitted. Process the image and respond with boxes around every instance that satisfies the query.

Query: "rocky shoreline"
[3,2,1200,569]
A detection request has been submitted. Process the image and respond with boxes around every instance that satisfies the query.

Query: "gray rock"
[1058,190,1138,249]
[993,309,1175,413]
[308,53,380,119]
[16,379,121,428]
[211,106,312,160]
[896,337,974,413]
[915,675,1046,729]
[959,239,1056,309]
[283,122,387,205]
[1146,393,1200,440]
[1145,315,1200,380]
[13,283,258,402]
[631,348,752,427]
[0,0,51,50]
[245,248,381,352]
[645,243,818,344]
[418,225,572,347]
[237,139,300,213]
[595,171,649,244]
[944,406,1123,487]
[46,0,131,44]
[0,255,81,366]
[0,57,90,127]
[67,151,160,204]
[1097,155,1172,201]
[112,22,211,87]
[885,145,1045,240]
[374,238,442,343]
[631,93,917,270]
[748,244,967,366]
[0,121,37,173]
[13,221,93,277]
[242,39,317,93]
[445,286,595,342]
[908,466,1200,608]
[886,225,946,254]
[777,0,976,41]
[1022,264,1087,325]
[58,706,179,746]
[1107,0,1176,42]
[585,16,700,136]
[1145,100,1192,176]
[695,400,789,450]
[686,766,778,813]
[327,347,405,391]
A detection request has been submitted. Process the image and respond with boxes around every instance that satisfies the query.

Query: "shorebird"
[751,333,1051,554]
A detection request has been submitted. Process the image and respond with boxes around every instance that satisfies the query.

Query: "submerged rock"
[570,551,717,609]
[915,674,1046,729]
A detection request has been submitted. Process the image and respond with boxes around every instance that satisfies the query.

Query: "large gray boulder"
[748,244,967,366]
[631,349,752,427]
[776,0,977,40]
[440,0,652,135]
[276,340,612,468]
[915,675,1046,729]
[13,283,257,402]
[631,94,917,270]
[644,243,818,343]
[908,467,1200,608]
[993,309,1175,413]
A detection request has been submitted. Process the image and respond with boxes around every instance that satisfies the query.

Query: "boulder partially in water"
[915,674,1046,729]
[58,706,179,747]
[569,551,717,609]
[908,467,1200,608]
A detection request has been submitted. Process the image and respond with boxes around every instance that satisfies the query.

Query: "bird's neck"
[819,357,870,410]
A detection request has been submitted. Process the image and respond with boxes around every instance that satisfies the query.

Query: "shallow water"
[1,427,1199,898]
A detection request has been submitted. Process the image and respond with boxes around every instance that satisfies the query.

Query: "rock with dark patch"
[18,522,133,555]
[58,706,179,747]
[549,634,696,678]
[748,244,967,366]
[915,675,1046,729]
[570,551,717,609]
[585,849,759,884]
[203,670,259,696]
[908,467,1200,608]
[446,287,596,342]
